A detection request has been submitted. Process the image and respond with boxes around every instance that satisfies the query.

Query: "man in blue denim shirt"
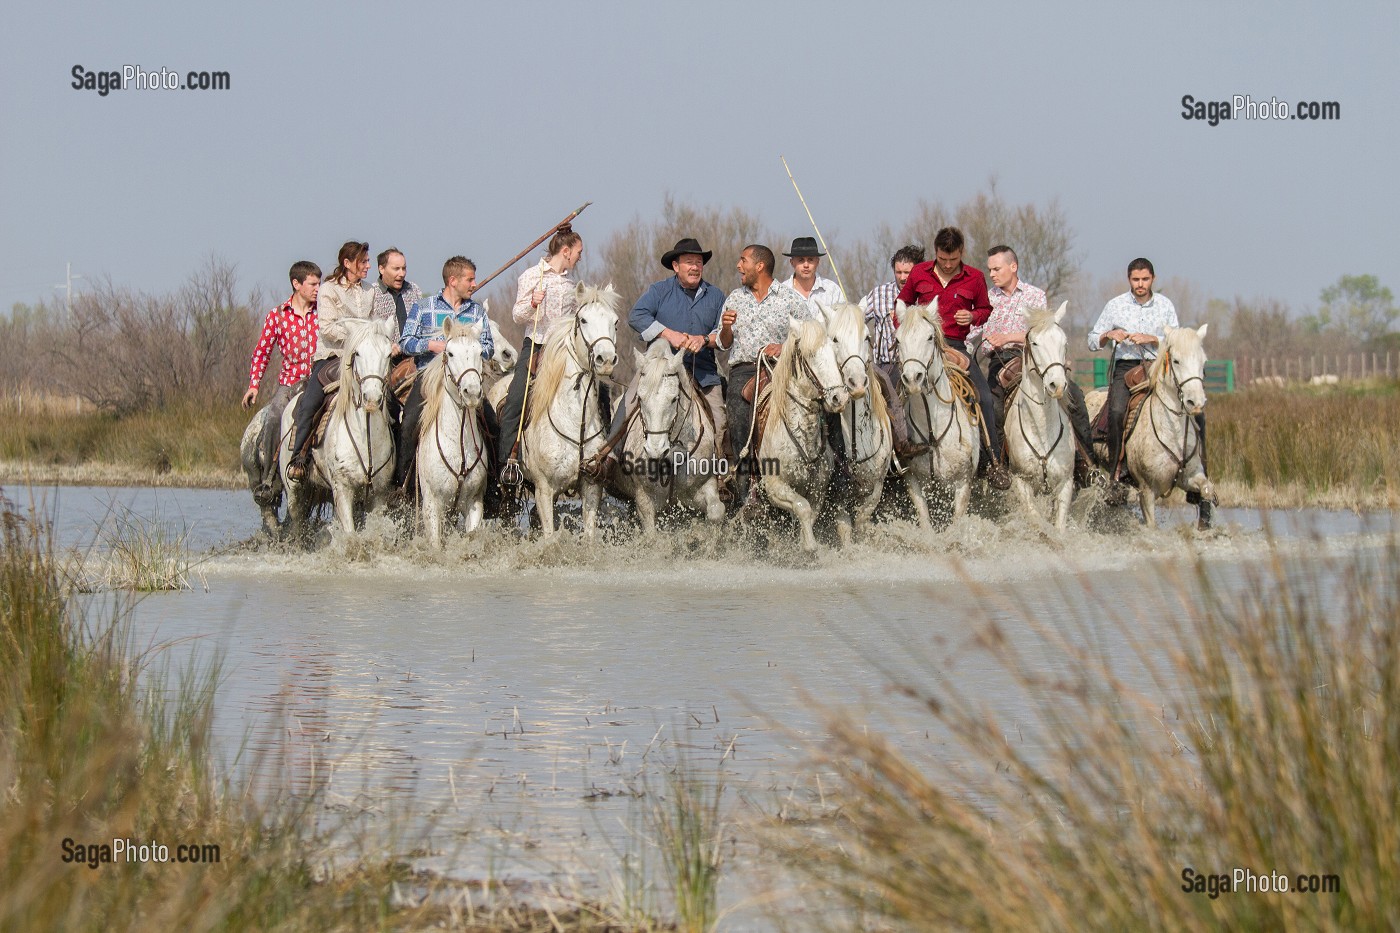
[584,238,728,482]
[393,256,496,491]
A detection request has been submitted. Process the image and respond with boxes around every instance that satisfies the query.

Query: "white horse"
[609,341,725,536]
[895,299,980,527]
[415,318,490,546]
[820,302,890,546]
[239,408,284,537]
[748,316,851,553]
[521,284,620,539]
[484,318,520,414]
[1004,302,1076,530]
[279,318,397,540]
[1086,324,1215,528]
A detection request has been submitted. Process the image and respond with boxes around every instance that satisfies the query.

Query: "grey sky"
[2,0,1394,319]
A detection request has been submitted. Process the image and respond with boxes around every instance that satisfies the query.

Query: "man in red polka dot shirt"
[243,260,320,500]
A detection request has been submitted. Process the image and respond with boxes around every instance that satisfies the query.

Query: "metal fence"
[1071,359,1236,393]
[1069,352,1399,393]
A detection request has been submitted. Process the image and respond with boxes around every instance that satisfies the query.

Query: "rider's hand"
[530,287,546,309]
[954,309,972,326]
[1104,328,1129,345]
[685,334,706,353]
[1130,332,1157,346]
[241,387,258,410]
[428,338,446,353]
[762,343,783,358]
[664,328,688,350]
[721,308,738,328]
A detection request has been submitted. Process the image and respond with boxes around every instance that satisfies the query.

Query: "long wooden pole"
[474,200,592,293]
[780,157,848,299]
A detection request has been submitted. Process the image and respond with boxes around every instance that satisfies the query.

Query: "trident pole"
[475,200,592,294]
[780,157,848,299]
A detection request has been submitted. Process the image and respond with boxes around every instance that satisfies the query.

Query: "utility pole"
[54,261,83,317]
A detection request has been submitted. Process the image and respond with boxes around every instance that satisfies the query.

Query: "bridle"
[1146,345,1205,487]
[1010,335,1069,493]
[433,342,487,496]
[341,346,393,484]
[902,335,965,452]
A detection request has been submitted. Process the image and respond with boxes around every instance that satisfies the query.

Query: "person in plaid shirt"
[860,244,927,461]
[242,260,320,499]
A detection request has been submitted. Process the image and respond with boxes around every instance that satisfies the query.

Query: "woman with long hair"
[496,225,592,471]
[287,240,382,480]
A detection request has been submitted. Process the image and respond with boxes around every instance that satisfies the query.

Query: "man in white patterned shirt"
[1087,257,1202,504]
[860,245,926,460]
[710,244,813,502]
[979,245,1096,486]
[780,237,846,312]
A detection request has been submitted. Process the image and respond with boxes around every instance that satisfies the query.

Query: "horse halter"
[1161,348,1204,409]
[347,349,388,408]
[572,311,617,374]
[444,345,483,407]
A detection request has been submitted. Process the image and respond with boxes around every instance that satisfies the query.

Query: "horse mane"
[416,353,449,440]
[527,317,578,423]
[331,322,379,421]
[827,302,888,426]
[527,285,621,422]
[1024,306,1058,335]
[903,302,948,355]
[763,317,827,437]
[1149,325,1204,386]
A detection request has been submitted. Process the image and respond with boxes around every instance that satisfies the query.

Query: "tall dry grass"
[1210,380,1400,504]
[762,538,1400,931]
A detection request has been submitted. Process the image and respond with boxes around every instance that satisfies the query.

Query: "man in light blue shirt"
[392,256,496,492]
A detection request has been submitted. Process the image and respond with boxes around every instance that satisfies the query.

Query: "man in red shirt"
[243,260,320,501]
[897,227,1010,489]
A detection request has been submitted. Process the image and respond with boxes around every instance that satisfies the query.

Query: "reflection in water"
[15,484,1394,910]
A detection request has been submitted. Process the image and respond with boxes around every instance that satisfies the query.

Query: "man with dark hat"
[781,236,846,311]
[583,237,729,482]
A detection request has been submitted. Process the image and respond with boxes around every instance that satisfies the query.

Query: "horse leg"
[332,479,358,537]
[767,479,818,552]
[421,486,444,547]
[1053,478,1073,532]
[1139,486,1157,529]
[1012,473,1040,524]
[634,488,659,536]
[581,480,602,540]
[462,493,485,535]
[904,468,934,530]
[853,479,884,542]
[534,480,556,537]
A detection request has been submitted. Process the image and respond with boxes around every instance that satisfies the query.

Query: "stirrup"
[499,457,524,489]
[286,458,308,482]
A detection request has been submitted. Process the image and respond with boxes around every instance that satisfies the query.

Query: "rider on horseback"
[975,244,1097,488]
[392,256,497,492]
[242,260,320,503]
[897,227,1013,491]
[1087,258,1207,506]
[286,241,399,482]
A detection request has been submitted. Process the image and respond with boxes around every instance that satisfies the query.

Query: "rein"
[1012,342,1068,493]
[340,354,392,485]
[434,359,487,502]
[1145,348,1203,488]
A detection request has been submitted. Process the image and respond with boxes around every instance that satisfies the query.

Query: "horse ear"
[668,346,686,372]
[632,347,646,371]
[379,317,396,341]
[1197,323,1209,338]
[465,322,482,343]
[481,298,491,315]
[928,296,939,315]
[1053,300,1067,324]
[1163,324,1176,338]
[442,316,456,339]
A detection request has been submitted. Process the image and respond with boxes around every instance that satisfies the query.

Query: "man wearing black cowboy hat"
[583,237,729,482]
[781,236,847,311]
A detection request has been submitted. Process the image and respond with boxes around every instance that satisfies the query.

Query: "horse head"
[896,298,945,395]
[818,301,870,399]
[441,317,484,408]
[1159,323,1210,415]
[633,341,687,461]
[788,314,849,413]
[485,308,519,376]
[341,318,395,413]
[1024,301,1070,400]
[574,283,620,377]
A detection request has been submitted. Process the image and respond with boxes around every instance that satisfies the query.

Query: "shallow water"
[8,483,1395,921]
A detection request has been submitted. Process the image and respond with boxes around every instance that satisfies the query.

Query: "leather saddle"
[389,357,418,404]
[1090,363,1150,444]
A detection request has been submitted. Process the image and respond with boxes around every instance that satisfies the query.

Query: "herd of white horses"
[240,284,1215,551]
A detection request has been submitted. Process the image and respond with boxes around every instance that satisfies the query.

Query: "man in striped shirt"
[860,245,926,461]
[242,260,320,501]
